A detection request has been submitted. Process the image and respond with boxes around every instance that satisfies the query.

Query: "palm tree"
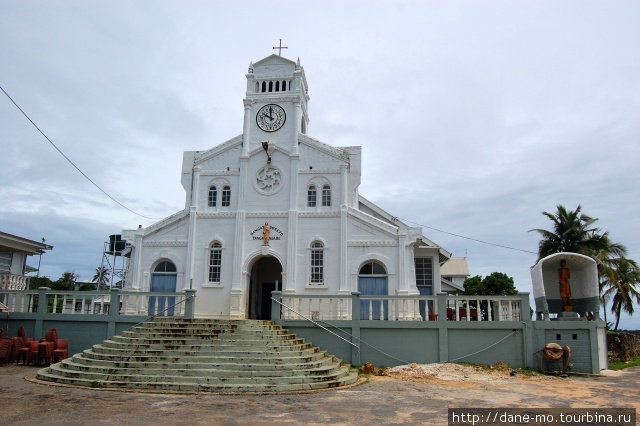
[596,247,629,325]
[602,258,640,330]
[92,266,111,289]
[529,204,625,260]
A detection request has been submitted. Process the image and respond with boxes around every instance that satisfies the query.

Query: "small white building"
[0,231,52,290]
[123,54,452,319]
[440,257,470,294]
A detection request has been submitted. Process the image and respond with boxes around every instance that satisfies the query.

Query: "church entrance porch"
[247,256,282,320]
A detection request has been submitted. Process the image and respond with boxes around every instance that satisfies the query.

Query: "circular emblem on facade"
[255,165,283,195]
[256,104,286,132]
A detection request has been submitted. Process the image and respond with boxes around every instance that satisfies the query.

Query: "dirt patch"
[1,364,639,425]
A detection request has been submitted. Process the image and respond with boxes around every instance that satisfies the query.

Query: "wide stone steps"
[79,349,328,365]
[104,336,309,348]
[65,356,336,371]
[36,318,358,393]
[57,359,342,377]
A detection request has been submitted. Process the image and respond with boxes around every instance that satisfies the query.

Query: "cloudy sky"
[1,1,638,328]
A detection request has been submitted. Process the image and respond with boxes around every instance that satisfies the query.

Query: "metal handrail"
[271,297,358,349]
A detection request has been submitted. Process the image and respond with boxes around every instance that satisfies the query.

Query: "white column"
[339,164,349,294]
[397,232,409,294]
[231,210,246,290]
[185,206,197,290]
[230,209,246,319]
[286,155,299,293]
[242,99,252,156]
[131,231,144,290]
[185,166,200,290]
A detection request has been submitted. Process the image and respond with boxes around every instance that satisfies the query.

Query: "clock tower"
[242,55,309,155]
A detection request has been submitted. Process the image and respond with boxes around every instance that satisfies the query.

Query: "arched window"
[359,261,386,276]
[322,185,331,207]
[208,242,222,283]
[261,81,266,92]
[275,81,280,92]
[268,81,273,92]
[208,186,217,207]
[307,185,317,207]
[222,185,231,207]
[310,241,324,284]
[154,261,177,273]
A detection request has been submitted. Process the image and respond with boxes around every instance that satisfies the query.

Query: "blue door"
[418,286,433,320]
[358,276,388,319]
[149,261,177,316]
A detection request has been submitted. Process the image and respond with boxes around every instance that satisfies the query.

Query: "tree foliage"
[51,271,78,291]
[28,276,53,290]
[463,272,518,296]
[529,204,625,261]
[92,266,111,289]
[601,258,640,331]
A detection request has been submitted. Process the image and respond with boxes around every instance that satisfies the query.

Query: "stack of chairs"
[0,335,12,365]
[0,327,68,366]
[37,329,58,366]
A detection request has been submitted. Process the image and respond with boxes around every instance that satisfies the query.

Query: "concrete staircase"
[36,318,358,392]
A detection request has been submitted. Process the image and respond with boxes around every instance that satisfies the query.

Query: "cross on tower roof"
[272,39,288,56]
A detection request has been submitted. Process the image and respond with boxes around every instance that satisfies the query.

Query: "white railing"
[0,274,29,290]
[281,295,352,321]
[444,296,521,322]
[120,291,186,316]
[360,296,438,321]
[0,290,38,313]
[277,294,523,322]
[0,289,187,317]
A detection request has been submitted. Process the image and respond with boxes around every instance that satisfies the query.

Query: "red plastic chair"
[37,328,59,366]
[53,339,69,363]
[446,307,456,320]
[10,327,29,363]
[0,339,13,365]
[17,340,39,365]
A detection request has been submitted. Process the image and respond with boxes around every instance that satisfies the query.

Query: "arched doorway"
[248,256,283,320]
[150,260,177,315]
[358,260,388,320]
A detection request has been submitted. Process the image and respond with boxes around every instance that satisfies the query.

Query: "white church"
[122,54,462,319]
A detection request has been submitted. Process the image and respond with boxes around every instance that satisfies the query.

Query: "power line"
[396,216,537,255]
[1,84,157,220]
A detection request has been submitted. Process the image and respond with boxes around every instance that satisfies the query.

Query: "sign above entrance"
[250,224,284,242]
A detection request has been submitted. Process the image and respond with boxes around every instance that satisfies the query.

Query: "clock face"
[256,104,286,132]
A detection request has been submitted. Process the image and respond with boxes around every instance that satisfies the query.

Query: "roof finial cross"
[272,39,288,56]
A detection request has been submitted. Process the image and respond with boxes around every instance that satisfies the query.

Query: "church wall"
[196,145,242,171]
[296,171,341,210]
[244,153,291,212]
[296,216,342,293]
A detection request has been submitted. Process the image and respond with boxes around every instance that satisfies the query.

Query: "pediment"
[195,135,243,165]
[251,55,297,78]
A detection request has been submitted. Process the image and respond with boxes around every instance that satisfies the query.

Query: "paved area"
[1,364,639,425]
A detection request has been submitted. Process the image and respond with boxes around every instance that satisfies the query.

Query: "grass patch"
[517,367,542,377]
[608,355,640,371]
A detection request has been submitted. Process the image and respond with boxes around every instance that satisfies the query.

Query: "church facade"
[122,54,451,319]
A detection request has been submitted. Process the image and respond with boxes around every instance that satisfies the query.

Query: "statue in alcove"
[558,259,572,311]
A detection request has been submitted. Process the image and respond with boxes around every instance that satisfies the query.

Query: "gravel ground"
[1,363,638,425]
